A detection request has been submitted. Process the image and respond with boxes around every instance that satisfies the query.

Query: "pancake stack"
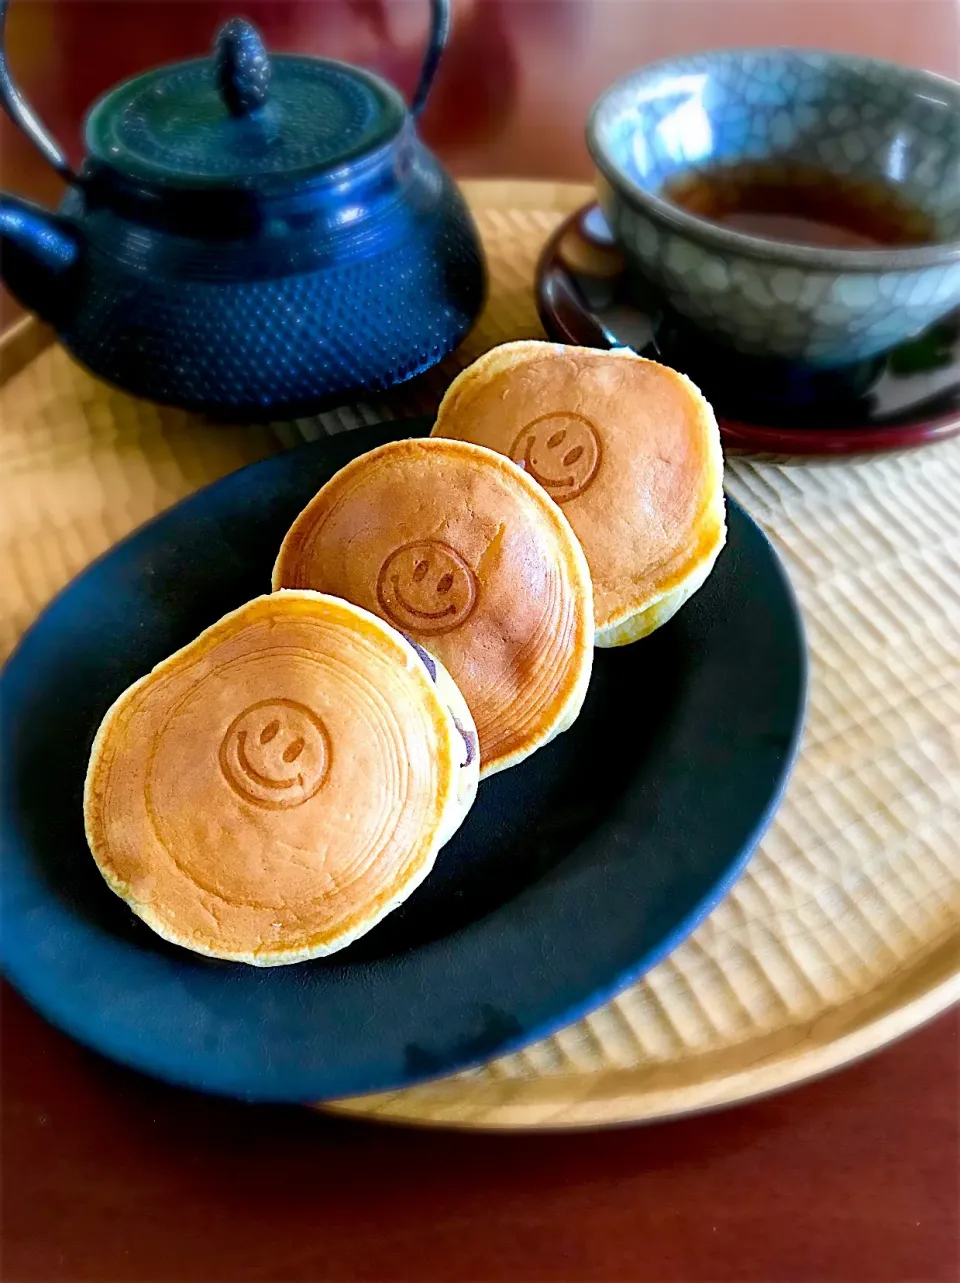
[431,342,725,645]
[273,437,595,777]
[84,593,479,965]
[85,340,725,967]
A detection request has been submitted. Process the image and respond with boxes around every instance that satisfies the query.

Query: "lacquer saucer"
[536,205,960,456]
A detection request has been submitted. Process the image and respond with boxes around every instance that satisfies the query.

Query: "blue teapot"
[0,0,485,416]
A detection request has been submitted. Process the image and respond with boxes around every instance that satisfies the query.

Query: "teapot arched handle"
[0,0,78,183]
[411,0,451,117]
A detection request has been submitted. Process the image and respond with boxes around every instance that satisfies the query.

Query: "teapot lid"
[84,19,406,192]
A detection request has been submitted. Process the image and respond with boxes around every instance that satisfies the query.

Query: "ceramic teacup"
[587,50,960,366]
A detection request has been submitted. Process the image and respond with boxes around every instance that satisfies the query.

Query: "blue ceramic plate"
[0,421,805,1103]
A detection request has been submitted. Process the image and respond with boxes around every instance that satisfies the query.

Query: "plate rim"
[326,947,960,1131]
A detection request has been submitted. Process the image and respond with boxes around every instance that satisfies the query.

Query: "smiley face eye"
[413,560,429,582]
[260,720,280,744]
[436,573,454,594]
[563,446,584,466]
[547,430,566,449]
[282,736,305,763]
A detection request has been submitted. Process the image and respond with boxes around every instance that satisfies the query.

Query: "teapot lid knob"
[215,18,271,117]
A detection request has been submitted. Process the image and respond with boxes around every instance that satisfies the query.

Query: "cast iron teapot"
[0,0,485,415]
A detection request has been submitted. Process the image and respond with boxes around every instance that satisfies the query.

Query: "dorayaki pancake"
[272,438,594,777]
[84,592,479,965]
[431,342,726,645]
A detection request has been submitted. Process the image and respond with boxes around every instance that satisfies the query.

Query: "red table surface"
[1,4,958,1281]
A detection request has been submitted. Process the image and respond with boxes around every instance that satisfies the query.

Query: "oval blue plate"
[0,421,805,1103]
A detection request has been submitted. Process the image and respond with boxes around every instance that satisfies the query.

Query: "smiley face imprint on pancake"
[219,699,331,810]
[510,412,601,502]
[376,540,478,636]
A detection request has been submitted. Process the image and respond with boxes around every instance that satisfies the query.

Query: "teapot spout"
[0,194,80,325]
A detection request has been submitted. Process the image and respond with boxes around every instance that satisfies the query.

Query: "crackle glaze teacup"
[588,50,960,366]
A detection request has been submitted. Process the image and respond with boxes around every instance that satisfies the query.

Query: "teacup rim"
[587,47,960,272]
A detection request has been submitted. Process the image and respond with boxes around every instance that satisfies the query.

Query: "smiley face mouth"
[235,731,302,792]
[390,575,459,621]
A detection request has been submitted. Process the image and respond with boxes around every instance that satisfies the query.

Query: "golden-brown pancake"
[272,438,594,777]
[431,342,726,645]
[84,592,479,965]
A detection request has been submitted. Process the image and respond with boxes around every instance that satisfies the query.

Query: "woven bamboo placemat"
[1,181,957,1129]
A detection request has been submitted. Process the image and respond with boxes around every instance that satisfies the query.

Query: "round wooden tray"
[1,181,958,1130]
